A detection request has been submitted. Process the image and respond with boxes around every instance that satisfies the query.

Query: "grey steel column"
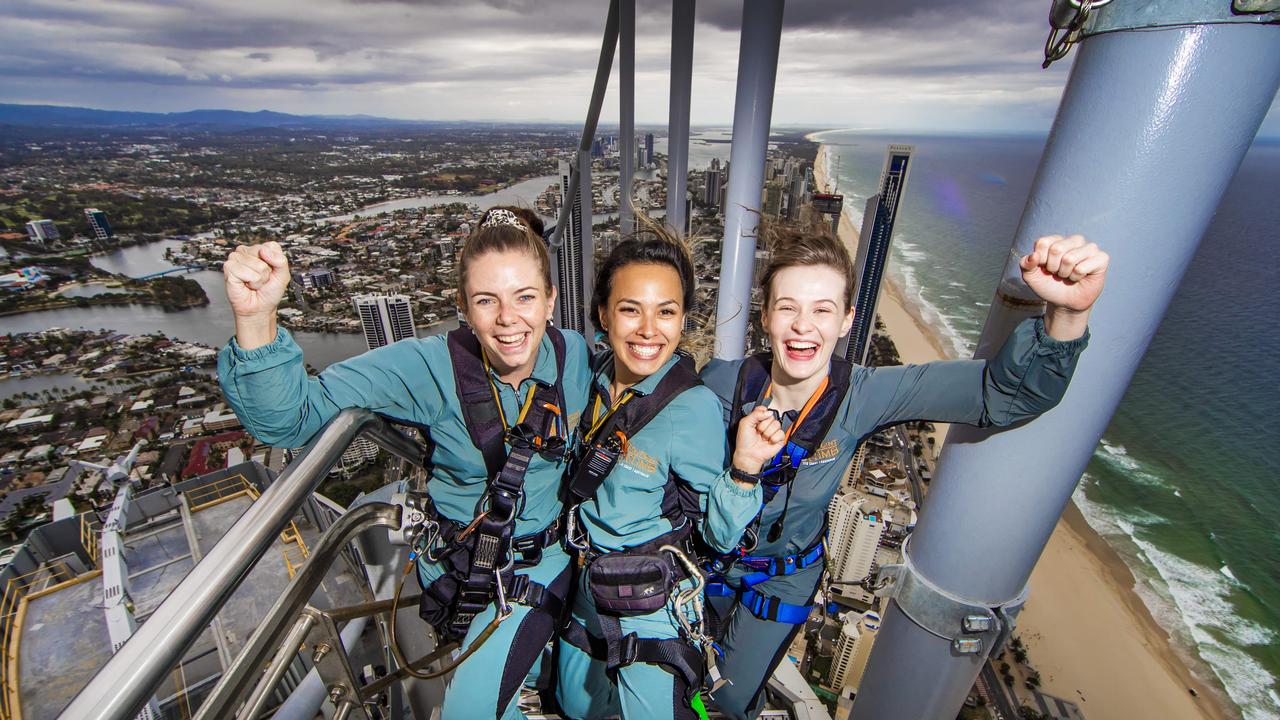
[852,10,1280,720]
[578,149,596,338]
[619,0,636,237]
[666,0,695,234]
[713,0,784,360]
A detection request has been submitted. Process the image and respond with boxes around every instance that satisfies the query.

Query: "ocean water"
[817,131,1280,719]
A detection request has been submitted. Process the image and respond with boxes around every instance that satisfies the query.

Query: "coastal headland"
[812,143,1231,720]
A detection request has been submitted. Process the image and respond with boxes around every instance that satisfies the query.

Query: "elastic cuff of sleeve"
[1033,316,1090,355]
[228,327,292,362]
[717,469,763,498]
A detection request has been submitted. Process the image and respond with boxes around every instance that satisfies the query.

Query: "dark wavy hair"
[591,218,697,328]
[457,206,552,304]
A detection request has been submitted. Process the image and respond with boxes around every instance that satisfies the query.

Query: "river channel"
[0,135,736,400]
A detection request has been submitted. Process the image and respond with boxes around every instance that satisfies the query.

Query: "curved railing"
[61,409,426,720]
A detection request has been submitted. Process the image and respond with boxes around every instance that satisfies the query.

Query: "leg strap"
[564,618,705,699]
[740,588,815,625]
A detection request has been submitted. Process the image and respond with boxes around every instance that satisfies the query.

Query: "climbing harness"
[561,351,723,700]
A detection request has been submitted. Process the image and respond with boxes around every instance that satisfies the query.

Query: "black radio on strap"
[567,351,701,505]
[441,326,568,639]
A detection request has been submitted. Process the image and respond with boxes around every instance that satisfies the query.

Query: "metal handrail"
[62,409,425,720]
[194,501,402,720]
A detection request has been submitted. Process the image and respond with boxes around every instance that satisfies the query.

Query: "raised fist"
[223,242,291,321]
[733,405,787,476]
[1020,234,1109,313]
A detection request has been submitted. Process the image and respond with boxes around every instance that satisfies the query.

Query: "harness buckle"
[618,633,640,667]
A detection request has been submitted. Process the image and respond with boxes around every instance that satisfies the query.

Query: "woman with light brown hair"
[699,222,1108,719]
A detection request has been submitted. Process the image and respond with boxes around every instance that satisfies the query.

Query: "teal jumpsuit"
[555,353,763,720]
[218,327,591,720]
[697,316,1089,719]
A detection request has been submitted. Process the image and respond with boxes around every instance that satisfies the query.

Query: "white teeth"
[496,334,525,345]
[787,341,818,350]
[629,343,661,359]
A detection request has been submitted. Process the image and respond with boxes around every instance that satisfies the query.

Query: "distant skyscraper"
[556,156,591,334]
[591,138,604,158]
[827,494,884,586]
[85,208,113,241]
[843,144,914,365]
[636,139,646,170]
[354,294,415,351]
[644,132,654,166]
[703,168,722,208]
[829,610,881,693]
[25,219,59,246]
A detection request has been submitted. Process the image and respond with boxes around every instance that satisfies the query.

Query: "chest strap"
[443,327,568,640]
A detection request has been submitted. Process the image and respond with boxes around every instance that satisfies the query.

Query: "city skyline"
[4,0,1278,137]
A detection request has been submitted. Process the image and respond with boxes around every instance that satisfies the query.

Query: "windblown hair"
[592,215,714,365]
[457,206,552,302]
[758,218,856,311]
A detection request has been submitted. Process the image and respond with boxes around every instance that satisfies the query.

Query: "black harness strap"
[719,354,853,554]
[438,327,569,640]
[563,617,705,699]
[567,351,702,505]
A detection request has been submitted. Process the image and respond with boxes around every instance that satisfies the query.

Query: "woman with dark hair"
[699,223,1109,719]
[555,224,782,719]
[218,206,591,719]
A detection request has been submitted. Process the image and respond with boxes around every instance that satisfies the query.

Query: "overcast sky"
[2,0,1277,136]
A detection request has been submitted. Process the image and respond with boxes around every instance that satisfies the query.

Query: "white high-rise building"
[827,493,884,585]
[25,219,59,246]
[828,610,881,693]
[354,294,415,351]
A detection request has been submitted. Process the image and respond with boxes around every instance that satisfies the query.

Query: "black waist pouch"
[588,552,675,616]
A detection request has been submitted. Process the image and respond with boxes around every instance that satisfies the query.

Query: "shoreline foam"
[812,141,1234,720]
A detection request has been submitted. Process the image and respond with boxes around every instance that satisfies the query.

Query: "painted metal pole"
[619,0,636,237]
[666,0,695,234]
[713,0,784,359]
[577,148,596,339]
[852,10,1280,720]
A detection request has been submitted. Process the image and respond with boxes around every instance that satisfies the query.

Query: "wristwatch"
[730,467,762,486]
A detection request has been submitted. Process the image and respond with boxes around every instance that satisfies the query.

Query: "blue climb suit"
[556,352,763,720]
[697,316,1089,719]
[218,327,590,720]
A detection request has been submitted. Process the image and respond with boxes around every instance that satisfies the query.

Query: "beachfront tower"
[353,294,415,351]
[828,494,885,589]
[85,208,114,241]
[644,132,655,166]
[843,145,914,366]
[555,156,591,334]
[829,611,882,695]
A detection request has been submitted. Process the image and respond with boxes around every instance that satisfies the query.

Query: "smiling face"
[599,262,685,389]
[460,248,556,384]
[762,264,854,386]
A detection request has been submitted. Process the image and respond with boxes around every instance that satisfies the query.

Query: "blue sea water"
[816,131,1280,719]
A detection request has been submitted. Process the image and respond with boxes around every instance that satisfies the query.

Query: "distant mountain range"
[0,103,451,130]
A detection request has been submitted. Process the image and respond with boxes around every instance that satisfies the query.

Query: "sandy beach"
[812,143,1232,720]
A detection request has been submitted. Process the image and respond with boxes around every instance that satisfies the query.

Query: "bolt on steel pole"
[619,0,636,237]
[713,0,785,360]
[851,7,1280,720]
[666,0,695,234]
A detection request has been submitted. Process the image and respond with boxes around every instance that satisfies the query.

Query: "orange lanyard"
[763,376,830,443]
[584,389,634,445]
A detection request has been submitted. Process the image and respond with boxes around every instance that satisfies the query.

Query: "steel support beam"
[619,0,636,237]
[852,17,1280,720]
[666,0,696,234]
[713,0,784,359]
